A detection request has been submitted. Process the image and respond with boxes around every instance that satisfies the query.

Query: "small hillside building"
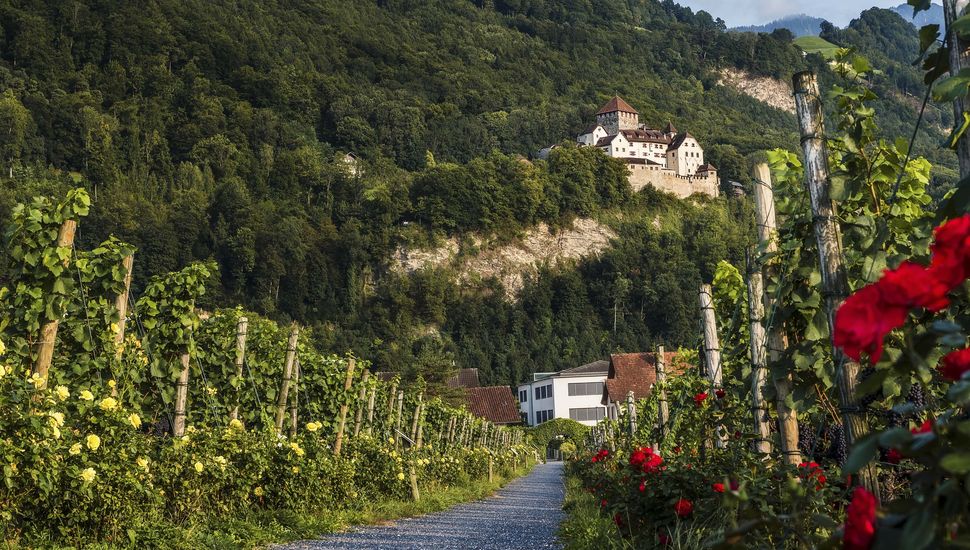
[517,361,610,426]
[601,352,692,419]
[575,96,718,198]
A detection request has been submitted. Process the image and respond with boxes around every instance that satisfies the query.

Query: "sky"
[676,0,921,28]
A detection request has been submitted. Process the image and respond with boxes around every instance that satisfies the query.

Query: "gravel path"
[278,461,565,550]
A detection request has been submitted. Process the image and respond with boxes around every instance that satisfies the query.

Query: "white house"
[517,361,610,426]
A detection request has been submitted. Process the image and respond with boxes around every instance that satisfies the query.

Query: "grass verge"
[558,474,628,550]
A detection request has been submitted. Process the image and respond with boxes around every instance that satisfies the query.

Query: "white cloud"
[677,0,919,27]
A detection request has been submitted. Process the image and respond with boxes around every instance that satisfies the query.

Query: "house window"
[568,382,605,396]
[569,407,607,421]
[519,390,528,403]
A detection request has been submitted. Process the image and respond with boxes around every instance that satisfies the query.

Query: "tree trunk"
[793,71,880,498]
[746,250,772,455]
[752,163,801,465]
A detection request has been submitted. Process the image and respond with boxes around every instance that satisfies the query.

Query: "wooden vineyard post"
[746,250,773,455]
[365,386,376,435]
[230,316,249,422]
[33,219,78,390]
[289,359,301,438]
[753,163,801,465]
[112,254,134,358]
[395,391,404,448]
[415,401,425,449]
[409,461,420,502]
[656,346,670,443]
[274,324,300,433]
[409,392,423,444]
[333,357,357,456]
[353,370,370,437]
[793,72,880,498]
[699,284,726,447]
[627,391,637,439]
[385,381,398,437]
[945,0,970,176]
[173,350,191,437]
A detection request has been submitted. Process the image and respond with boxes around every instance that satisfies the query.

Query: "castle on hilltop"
[574,96,718,198]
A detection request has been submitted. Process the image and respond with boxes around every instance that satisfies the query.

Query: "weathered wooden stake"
[699,284,726,447]
[655,346,670,443]
[626,391,637,438]
[33,219,77,389]
[289,359,301,438]
[274,324,300,432]
[386,381,398,437]
[746,251,772,455]
[395,390,404,447]
[112,254,134,358]
[230,316,249,421]
[793,71,880,498]
[409,461,420,502]
[365,386,377,435]
[409,392,423,443]
[753,163,801,465]
[945,0,970,176]
[334,357,357,456]
[415,402,425,449]
[353,370,370,437]
[173,351,191,436]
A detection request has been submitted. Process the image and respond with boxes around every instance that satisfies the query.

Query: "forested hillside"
[0,0,945,387]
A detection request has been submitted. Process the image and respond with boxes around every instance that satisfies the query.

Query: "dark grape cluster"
[907,384,926,413]
[798,421,818,460]
[826,424,848,465]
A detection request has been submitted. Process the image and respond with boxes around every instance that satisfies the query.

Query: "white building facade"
[517,361,610,426]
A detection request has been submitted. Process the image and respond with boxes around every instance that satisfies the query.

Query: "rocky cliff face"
[718,68,795,114]
[392,218,616,298]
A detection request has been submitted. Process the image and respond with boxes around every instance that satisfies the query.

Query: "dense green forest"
[0,0,948,387]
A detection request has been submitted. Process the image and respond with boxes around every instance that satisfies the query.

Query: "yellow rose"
[205,386,217,396]
[107,379,116,389]
[388,437,395,444]
[397,472,405,481]
[69,443,81,455]
[80,467,96,483]
[110,322,120,334]
[288,442,305,457]
[99,397,117,411]
[306,421,320,432]
[51,426,61,439]
[86,434,101,451]
[136,457,149,471]
[228,418,244,431]
[128,413,142,429]
[55,385,69,401]
[194,461,204,473]
[48,411,65,427]
[253,486,264,497]
[0,365,6,378]
[0,338,6,356]
[291,466,300,474]
[28,372,43,386]
[79,390,94,401]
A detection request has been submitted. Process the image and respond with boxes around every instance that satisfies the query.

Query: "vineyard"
[561,11,970,549]
[0,188,533,547]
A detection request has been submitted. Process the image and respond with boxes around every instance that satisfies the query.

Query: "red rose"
[930,215,970,288]
[879,261,951,312]
[911,419,933,434]
[885,448,902,464]
[694,392,708,406]
[843,487,877,550]
[834,284,908,363]
[629,448,648,468]
[613,512,623,527]
[712,482,725,493]
[659,532,672,546]
[940,348,970,382]
[639,481,646,492]
[730,480,739,491]
[715,388,726,399]
[600,499,607,508]
[673,446,682,454]
[673,498,693,518]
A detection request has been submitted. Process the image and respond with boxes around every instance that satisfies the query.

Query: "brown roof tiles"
[602,352,692,404]
[595,96,639,115]
[465,386,522,424]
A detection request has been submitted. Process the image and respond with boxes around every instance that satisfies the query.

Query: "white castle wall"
[627,164,719,198]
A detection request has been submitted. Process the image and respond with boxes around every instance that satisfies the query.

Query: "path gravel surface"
[278,461,565,550]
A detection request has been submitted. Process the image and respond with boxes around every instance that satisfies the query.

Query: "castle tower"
[595,96,639,135]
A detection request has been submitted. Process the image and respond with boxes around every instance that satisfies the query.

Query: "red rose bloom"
[673,498,693,518]
[715,388,726,399]
[673,446,682,454]
[834,284,909,363]
[885,448,902,464]
[879,261,951,312]
[613,513,623,527]
[712,482,725,493]
[843,487,877,550]
[694,392,708,406]
[940,348,970,382]
[639,481,646,492]
[659,532,672,546]
[912,419,933,434]
[930,214,970,288]
[600,499,607,508]
[730,480,739,491]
